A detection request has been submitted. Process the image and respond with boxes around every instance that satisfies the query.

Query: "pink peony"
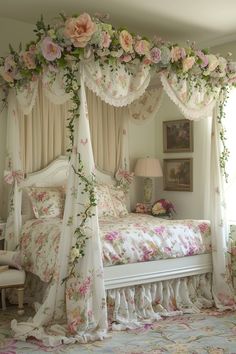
[41,37,62,61]
[119,30,133,52]
[182,56,195,72]
[101,31,111,48]
[64,13,96,48]
[21,51,36,69]
[170,46,186,62]
[150,47,161,63]
[134,39,150,56]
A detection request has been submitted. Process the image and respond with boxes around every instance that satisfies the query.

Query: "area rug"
[1,307,236,353]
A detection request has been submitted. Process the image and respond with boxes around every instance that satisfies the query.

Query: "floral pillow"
[109,186,128,217]
[96,184,117,218]
[26,187,65,219]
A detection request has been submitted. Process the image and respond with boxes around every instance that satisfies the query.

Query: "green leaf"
[60,13,68,22]
[9,44,15,55]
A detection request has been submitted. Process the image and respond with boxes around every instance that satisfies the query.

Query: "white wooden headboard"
[21,156,117,188]
[21,156,69,188]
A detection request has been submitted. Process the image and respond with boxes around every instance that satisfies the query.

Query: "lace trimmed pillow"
[26,187,65,219]
[95,184,117,217]
[108,186,128,217]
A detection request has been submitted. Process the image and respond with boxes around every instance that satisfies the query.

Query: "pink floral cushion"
[96,184,117,217]
[109,186,128,217]
[27,187,65,219]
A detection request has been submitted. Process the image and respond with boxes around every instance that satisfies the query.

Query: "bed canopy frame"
[1,11,236,346]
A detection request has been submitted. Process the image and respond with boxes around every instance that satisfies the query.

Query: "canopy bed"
[0,11,236,346]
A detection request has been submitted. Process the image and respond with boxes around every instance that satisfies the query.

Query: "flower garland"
[65,154,97,280]
[0,11,235,273]
[217,87,230,181]
[1,13,236,94]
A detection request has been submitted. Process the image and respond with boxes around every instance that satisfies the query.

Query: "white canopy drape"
[4,58,235,345]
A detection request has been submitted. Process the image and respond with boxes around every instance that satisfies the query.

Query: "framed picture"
[163,158,193,192]
[163,119,193,152]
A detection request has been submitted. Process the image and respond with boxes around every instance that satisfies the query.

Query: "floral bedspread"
[100,214,211,265]
[19,214,211,282]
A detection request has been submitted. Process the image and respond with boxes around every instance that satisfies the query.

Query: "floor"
[1,306,236,353]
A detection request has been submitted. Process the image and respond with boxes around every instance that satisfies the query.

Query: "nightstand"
[0,222,6,250]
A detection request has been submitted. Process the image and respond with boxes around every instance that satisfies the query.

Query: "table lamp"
[134,157,163,203]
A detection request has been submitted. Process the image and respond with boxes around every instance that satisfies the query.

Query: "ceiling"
[1,0,236,48]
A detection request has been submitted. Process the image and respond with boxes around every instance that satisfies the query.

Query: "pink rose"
[101,31,111,48]
[119,30,133,52]
[41,37,62,61]
[143,57,152,65]
[120,54,132,63]
[64,13,96,48]
[171,46,186,62]
[134,39,150,56]
[150,47,161,63]
[182,56,195,72]
[21,51,36,69]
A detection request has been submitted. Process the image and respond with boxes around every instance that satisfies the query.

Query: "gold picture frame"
[163,119,193,153]
[163,158,193,192]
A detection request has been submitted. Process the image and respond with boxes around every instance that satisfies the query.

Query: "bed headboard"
[21,156,69,188]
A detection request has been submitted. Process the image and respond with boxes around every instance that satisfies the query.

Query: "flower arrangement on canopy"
[1,12,236,93]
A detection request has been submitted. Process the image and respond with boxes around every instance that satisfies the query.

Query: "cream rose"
[182,56,195,72]
[64,13,96,48]
[119,30,133,53]
[171,46,186,62]
[203,54,219,75]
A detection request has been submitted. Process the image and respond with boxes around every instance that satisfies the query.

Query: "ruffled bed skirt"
[9,272,213,324]
[107,273,213,330]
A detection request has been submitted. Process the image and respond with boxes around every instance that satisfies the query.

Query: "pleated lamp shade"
[134,157,163,178]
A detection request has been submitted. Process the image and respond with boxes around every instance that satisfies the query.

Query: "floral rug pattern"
[1,307,236,353]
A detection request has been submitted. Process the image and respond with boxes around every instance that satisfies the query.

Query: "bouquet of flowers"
[151,199,175,218]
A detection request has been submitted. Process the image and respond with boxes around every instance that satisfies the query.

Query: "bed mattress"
[19,213,211,283]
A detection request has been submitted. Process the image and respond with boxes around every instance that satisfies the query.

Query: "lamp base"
[143,177,153,204]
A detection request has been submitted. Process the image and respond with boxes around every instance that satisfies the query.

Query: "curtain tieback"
[4,170,25,185]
